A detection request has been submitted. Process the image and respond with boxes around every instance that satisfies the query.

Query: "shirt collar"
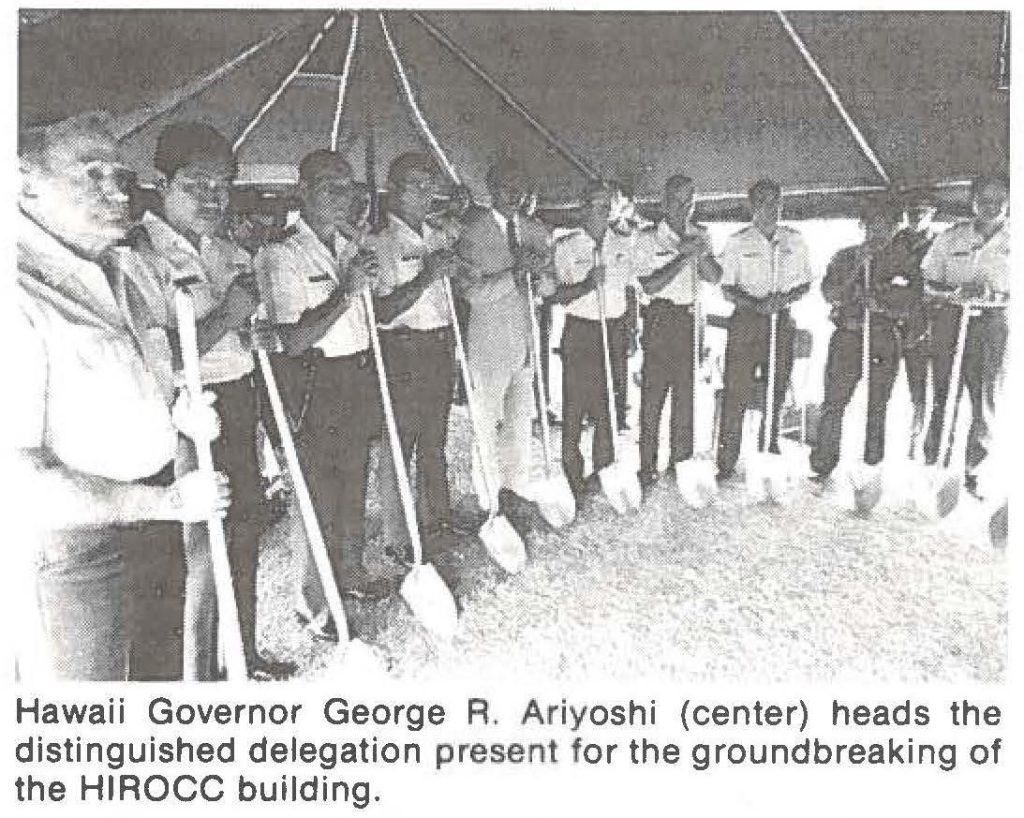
[142,210,208,261]
[389,213,431,242]
[17,210,126,330]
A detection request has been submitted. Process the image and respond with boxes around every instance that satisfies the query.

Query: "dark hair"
[664,174,695,197]
[19,111,115,169]
[298,149,353,185]
[859,196,902,225]
[153,121,236,181]
[971,173,1009,199]
[748,178,782,205]
[387,151,436,191]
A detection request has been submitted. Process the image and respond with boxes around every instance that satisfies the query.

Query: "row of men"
[15,114,1008,681]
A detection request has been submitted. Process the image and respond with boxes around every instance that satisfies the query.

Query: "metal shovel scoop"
[441,278,528,573]
[916,302,973,519]
[850,259,883,515]
[255,346,385,674]
[746,310,796,505]
[523,251,576,528]
[596,282,642,514]
[174,287,248,681]
[675,257,718,508]
[363,291,459,639]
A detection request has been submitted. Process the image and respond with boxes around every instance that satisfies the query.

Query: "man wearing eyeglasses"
[15,112,230,680]
[921,174,1009,499]
[127,121,267,680]
[367,153,467,562]
[255,150,391,643]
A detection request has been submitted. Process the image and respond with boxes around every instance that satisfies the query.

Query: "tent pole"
[114,24,298,142]
[233,12,339,153]
[379,12,463,185]
[330,13,361,152]
[410,11,600,181]
[775,11,892,186]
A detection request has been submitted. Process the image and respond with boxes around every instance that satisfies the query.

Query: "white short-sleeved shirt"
[140,212,255,385]
[632,220,710,306]
[921,219,1010,292]
[552,227,635,320]
[254,218,369,357]
[718,224,813,299]
[16,217,176,481]
[368,215,451,331]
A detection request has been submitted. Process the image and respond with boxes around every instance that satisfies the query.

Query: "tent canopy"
[19,9,1009,217]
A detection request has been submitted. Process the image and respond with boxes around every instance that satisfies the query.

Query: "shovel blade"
[850,463,883,515]
[599,463,642,515]
[914,468,961,519]
[747,452,795,505]
[480,514,527,574]
[401,563,458,641]
[323,638,389,679]
[675,458,718,508]
[533,475,576,529]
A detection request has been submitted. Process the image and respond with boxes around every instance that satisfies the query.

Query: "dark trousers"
[639,300,694,478]
[561,313,629,497]
[122,463,183,681]
[809,320,899,477]
[897,321,930,458]
[180,375,263,679]
[379,326,455,534]
[716,308,796,476]
[924,306,1007,473]
[270,350,380,610]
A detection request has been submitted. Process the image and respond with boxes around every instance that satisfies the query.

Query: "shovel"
[596,278,642,514]
[361,290,459,639]
[916,302,973,519]
[675,254,718,508]
[174,286,248,681]
[521,222,576,528]
[851,258,883,514]
[254,345,384,673]
[440,277,528,572]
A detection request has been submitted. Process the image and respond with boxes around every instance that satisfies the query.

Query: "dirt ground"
[255,399,1007,684]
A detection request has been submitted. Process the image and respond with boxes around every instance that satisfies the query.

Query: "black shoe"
[250,654,297,681]
[964,474,983,499]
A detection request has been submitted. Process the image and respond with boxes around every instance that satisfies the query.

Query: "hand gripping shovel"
[254,345,384,675]
[441,277,528,572]
[521,221,575,528]
[850,258,884,514]
[675,257,718,508]
[596,278,643,514]
[362,290,459,639]
[916,302,974,519]
[174,287,248,681]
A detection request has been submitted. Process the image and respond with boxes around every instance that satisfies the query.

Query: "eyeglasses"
[176,175,233,199]
[76,160,134,194]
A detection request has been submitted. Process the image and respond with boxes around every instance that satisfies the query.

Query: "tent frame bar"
[411,11,600,181]
[775,11,892,187]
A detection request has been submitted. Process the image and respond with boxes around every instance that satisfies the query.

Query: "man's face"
[163,158,233,238]
[394,168,439,222]
[583,188,614,231]
[23,129,131,253]
[862,213,899,246]
[973,182,1008,225]
[664,181,696,228]
[302,167,368,238]
[750,190,782,234]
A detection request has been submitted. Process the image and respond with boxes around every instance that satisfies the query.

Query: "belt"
[647,299,693,314]
[318,347,373,369]
[380,325,452,342]
[565,313,626,328]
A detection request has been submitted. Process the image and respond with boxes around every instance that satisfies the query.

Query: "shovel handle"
[595,270,621,460]
[440,276,501,513]
[523,239,555,476]
[254,347,351,644]
[362,289,425,565]
[174,288,248,682]
[862,258,872,457]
